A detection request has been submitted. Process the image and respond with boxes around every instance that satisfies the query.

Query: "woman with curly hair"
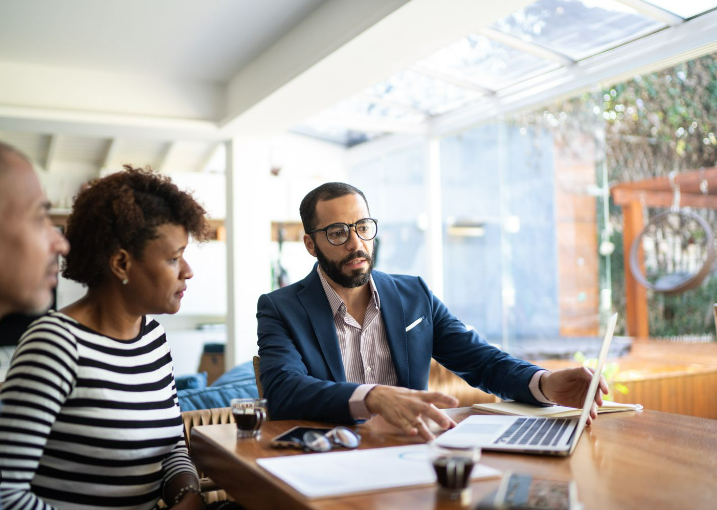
[0,166,215,510]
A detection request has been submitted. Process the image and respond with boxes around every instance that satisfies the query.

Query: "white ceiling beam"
[0,60,224,141]
[224,0,410,124]
[0,61,223,120]
[613,0,684,26]
[156,142,176,173]
[411,65,495,95]
[221,0,534,136]
[346,134,426,167]
[43,134,59,172]
[311,113,428,135]
[102,138,119,169]
[477,28,575,66]
[199,143,222,173]
[0,105,222,142]
[0,1,418,142]
[360,93,427,117]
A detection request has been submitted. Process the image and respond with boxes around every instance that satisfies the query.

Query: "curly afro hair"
[62,165,211,287]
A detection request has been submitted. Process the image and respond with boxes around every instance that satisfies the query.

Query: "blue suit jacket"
[256,266,543,422]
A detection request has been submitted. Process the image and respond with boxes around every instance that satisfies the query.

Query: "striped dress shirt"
[317,267,397,418]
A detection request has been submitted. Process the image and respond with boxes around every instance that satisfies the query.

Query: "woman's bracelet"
[172,484,206,508]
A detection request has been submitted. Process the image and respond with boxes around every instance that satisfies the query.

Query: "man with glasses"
[257,182,607,441]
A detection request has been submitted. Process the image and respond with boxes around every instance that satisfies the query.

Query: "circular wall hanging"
[629,209,715,295]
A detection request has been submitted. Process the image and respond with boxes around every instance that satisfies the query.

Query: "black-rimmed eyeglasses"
[308,218,378,246]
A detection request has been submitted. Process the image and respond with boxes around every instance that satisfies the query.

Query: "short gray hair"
[0,141,31,175]
[0,142,32,208]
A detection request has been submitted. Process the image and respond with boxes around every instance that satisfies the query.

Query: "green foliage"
[604,54,717,178]
[648,276,717,337]
[573,351,628,401]
[514,52,717,339]
[605,53,717,338]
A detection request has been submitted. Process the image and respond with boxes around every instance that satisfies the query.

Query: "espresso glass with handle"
[430,443,481,505]
[231,398,267,438]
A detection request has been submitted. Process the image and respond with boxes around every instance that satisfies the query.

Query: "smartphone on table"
[270,426,333,449]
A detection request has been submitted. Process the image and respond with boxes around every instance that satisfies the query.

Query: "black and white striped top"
[0,312,198,510]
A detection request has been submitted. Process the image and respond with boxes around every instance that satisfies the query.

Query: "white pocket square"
[406,316,425,332]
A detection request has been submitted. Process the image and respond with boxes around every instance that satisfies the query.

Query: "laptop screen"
[568,312,618,454]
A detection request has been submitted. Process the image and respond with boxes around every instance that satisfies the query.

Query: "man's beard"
[315,245,374,289]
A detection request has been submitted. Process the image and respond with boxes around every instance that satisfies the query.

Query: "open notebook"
[473,400,642,419]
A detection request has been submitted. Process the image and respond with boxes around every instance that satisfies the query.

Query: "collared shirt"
[317,267,551,419]
[317,266,397,418]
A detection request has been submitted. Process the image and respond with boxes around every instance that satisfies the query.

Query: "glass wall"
[348,118,609,352]
[348,51,717,346]
[349,144,428,278]
[441,123,562,347]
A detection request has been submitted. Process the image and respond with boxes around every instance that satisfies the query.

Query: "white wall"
[43,131,349,374]
[37,162,98,209]
[225,133,348,369]
[166,171,226,220]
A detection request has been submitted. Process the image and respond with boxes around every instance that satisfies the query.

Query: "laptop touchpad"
[459,424,504,435]
[436,422,505,447]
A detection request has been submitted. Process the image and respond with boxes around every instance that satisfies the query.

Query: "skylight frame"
[292,0,717,148]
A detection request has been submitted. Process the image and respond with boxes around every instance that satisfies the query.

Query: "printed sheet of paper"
[257,444,501,499]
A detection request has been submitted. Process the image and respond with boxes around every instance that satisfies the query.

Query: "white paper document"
[256,444,501,499]
[472,400,643,418]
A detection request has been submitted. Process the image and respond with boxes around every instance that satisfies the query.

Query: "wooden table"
[191,408,717,510]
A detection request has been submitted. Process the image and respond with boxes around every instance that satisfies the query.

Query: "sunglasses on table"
[293,426,362,452]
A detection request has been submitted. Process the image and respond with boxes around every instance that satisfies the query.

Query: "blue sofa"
[176,361,259,412]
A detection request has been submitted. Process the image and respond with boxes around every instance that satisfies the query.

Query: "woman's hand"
[171,491,204,510]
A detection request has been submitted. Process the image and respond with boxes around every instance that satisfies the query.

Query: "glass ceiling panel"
[644,0,717,18]
[329,96,425,123]
[493,0,666,61]
[416,33,560,91]
[291,123,382,148]
[366,70,482,116]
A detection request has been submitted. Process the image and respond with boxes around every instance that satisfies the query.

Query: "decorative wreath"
[629,209,715,295]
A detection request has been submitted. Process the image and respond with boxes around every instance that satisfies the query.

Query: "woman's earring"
[122,278,129,285]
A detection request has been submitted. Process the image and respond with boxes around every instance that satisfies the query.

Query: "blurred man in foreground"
[0,141,69,321]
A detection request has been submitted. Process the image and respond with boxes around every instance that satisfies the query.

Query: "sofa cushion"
[177,362,258,412]
[175,371,208,391]
[211,361,255,387]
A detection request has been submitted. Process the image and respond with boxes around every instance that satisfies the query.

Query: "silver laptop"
[435,313,618,457]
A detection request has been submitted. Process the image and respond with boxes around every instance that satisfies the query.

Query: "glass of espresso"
[430,443,481,505]
[231,398,267,438]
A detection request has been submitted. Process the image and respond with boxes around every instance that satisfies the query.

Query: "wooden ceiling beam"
[611,167,717,195]
[611,188,717,209]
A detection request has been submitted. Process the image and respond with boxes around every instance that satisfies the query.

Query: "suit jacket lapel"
[374,271,410,387]
[297,267,346,383]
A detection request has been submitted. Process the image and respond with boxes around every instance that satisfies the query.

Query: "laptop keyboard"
[494,418,571,447]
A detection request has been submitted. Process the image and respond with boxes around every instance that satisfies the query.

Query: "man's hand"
[364,386,459,441]
[540,367,609,425]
